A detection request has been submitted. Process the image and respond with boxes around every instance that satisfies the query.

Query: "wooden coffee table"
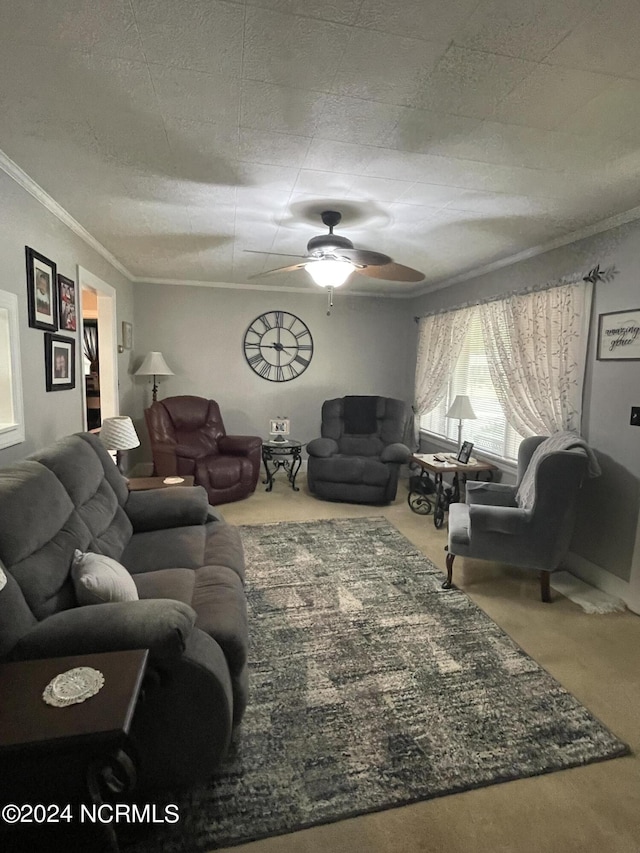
[409,453,497,529]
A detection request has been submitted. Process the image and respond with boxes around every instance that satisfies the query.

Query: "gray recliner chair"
[306,396,412,504]
[445,434,600,602]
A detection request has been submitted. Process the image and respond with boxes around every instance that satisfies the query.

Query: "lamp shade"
[134,351,174,377]
[305,259,355,288]
[446,394,477,421]
[99,416,140,451]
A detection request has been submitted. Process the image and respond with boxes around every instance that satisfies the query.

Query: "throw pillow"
[71,549,138,606]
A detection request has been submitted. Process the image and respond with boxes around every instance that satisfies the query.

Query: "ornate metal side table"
[261,439,303,492]
[408,453,497,529]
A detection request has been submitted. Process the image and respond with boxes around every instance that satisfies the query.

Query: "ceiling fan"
[247,210,425,289]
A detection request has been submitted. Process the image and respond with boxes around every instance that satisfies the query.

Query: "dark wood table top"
[127,475,195,491]
[0,649,148,753]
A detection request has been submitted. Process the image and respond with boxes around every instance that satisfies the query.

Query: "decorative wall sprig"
[583,264,618,284]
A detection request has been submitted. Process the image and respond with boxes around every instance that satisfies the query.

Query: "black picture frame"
[26,246,58,331]
[44,333,75,391]
[457,440,474,464]
[57,273,77,332]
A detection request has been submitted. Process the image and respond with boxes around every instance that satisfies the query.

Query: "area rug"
[124,517,629,853]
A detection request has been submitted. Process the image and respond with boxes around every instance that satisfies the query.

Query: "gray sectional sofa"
[0,432,248,788]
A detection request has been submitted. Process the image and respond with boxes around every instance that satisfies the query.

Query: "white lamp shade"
[134,351,174,376]
[99,416,140,451]
[305,259,354,288]
[446,394,477,420]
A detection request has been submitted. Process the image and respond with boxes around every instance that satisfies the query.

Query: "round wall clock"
[243,311,313,382]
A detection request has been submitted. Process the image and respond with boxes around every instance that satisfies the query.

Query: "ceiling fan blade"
[332,248,392,266]
[244,249,308,260]
[248,262,308,279]
[354,262,425,283]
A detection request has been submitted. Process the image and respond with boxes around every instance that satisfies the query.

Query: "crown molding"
[413,204,640,296]
[0,150,133,281]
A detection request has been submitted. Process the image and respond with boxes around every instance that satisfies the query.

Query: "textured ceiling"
[1,0,640,295]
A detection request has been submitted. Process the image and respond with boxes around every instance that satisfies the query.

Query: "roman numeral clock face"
[243,311,313,382]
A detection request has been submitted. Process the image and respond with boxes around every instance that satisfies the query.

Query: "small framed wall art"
[57,274,77,332]
[26,246,58,331]
[122,321,133,350]
[597,309,640,360]
[44,333,76,391]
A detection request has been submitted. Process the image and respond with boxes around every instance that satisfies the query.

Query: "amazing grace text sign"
[597,309,640,361]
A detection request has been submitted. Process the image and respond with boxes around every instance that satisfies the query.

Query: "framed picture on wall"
[26,246,58,331]
[57,274,77,332]
[597,309,640,360]
[44,333,76,391]
[122,321,133,350]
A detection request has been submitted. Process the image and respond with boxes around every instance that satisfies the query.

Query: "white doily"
[163,477,184,484]
[42,667,105,708]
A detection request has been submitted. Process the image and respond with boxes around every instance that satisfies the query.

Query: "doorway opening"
[77,266,118,430]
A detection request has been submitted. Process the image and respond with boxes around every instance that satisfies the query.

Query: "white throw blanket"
[516,432,601,510]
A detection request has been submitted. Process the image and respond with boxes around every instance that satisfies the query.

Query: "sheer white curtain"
[478,281,592,436]
[414,305,475,416]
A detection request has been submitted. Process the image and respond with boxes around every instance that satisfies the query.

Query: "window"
[420,311,523,461]
[0,290,25,450]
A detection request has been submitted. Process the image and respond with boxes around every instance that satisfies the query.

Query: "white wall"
[129,283,414,463]
[0,168,135,463]
[410,218,640,610]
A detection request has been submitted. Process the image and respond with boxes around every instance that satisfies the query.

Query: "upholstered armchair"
[145,396,262,505]
[307,396,412,504]
[445,434,600,602]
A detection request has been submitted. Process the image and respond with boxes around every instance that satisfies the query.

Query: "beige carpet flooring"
[216,477,640,853]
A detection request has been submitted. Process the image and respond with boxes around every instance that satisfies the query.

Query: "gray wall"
[410,219,640,591]
[129,283,414,464]
[0,169,135,464]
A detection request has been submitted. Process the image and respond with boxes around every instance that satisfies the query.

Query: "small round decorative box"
[43,667,105,708]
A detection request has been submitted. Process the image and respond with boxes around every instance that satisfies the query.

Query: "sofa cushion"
[121,525,207,573]
[122,521,246,583]
[0,559,37,659]
[192,566,248,674]
[71,550,139,606]
[133,568,196,604]
[314,456,389,487]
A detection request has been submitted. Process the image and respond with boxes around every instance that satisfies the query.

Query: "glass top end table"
[261,439,303,492]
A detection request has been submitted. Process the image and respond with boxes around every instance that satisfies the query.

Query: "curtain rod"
[413,263,618,322]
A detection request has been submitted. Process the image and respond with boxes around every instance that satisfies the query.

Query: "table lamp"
[99,415,140,475]
[446,394,477,452]
[134,351,174,402]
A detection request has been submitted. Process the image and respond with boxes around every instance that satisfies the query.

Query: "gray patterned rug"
[124,517,629,852]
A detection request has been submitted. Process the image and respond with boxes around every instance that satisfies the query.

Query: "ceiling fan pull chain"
[327,286,334,315]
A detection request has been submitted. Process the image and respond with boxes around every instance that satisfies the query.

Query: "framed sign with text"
[597,309,640,361]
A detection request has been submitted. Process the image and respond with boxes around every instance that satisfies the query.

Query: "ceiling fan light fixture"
[305,259,355,288]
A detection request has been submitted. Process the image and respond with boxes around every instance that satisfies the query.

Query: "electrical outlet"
[631,407,640,426]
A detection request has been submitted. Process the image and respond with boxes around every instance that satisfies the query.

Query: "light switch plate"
[631,407,640,426]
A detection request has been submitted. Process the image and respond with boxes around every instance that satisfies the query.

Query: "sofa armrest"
[125,486,209,532]
[465,481,517,506]
[468,503,530,535]
[380,442,411,464]
[12,599,196,668]
[218,435,262,456]
[307,437,339,457]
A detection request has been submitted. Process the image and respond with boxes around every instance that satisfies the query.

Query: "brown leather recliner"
[145,395,262,505]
